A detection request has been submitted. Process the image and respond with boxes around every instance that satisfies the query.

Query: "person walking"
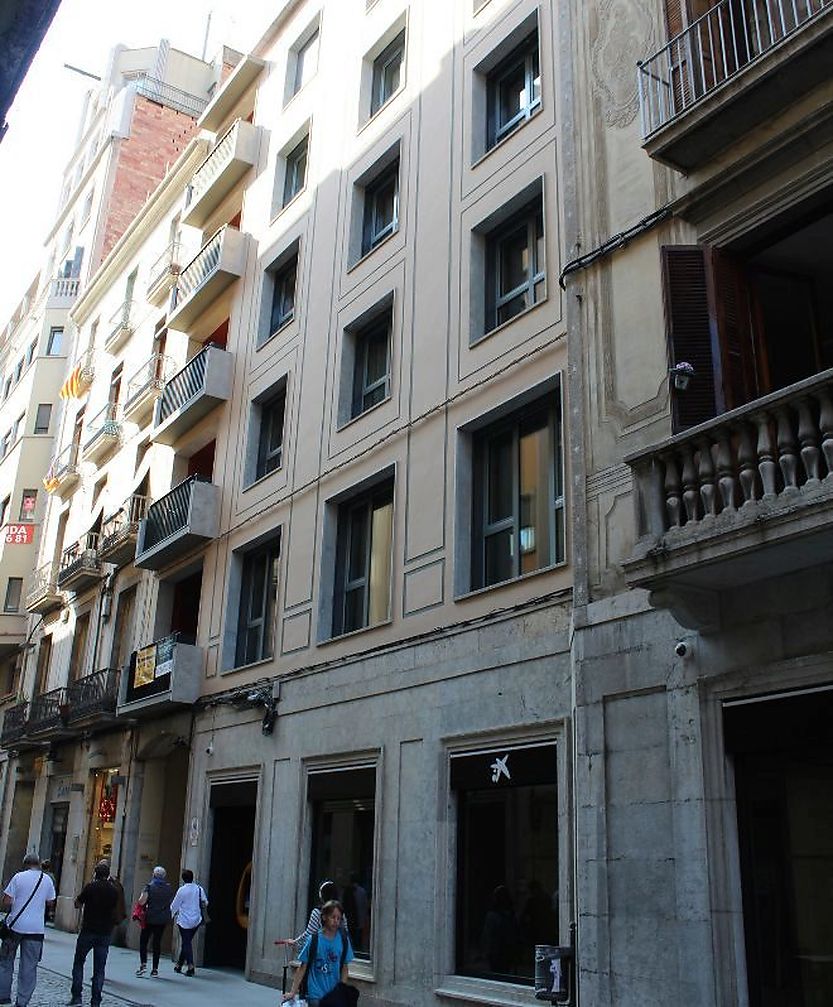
[66,860,117,1007]
[170,869,207,977]
[282,900,354,1007]
[275,880,349,951]
[0,852,56,1007]
[135,866,173,978]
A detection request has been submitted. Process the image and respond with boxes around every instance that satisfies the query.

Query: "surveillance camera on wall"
[674,641,688,658]
[205,741,214,756]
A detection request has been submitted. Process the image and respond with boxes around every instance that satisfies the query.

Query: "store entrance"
[726,690,833,1007]
[48,803,69,894]
[83,769,120,884]
[204,781,257,969]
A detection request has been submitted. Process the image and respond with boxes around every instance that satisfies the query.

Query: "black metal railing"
[134,74,208,119]
[27,687,67,733]
[125,632,182,704]
[58,532,101,584]
[100,495,147,552]
[66,668,120,722]
[157,345,212,424]
[0,703,28,746]
[143,475,209,551]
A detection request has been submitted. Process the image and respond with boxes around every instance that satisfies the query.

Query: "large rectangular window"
[283,135,309,207]
[235,538,280,666]
[293,27,320,95]
[332,480,393,636]
[351,312,391,419]
[361,161,399,256]
[486,197,545,332]
[371,29,405,115]
[452,741,558,984]
[47,327,64,355]
[3,578,22,613]
[255,390,286,480]
[308,766,376,961]
[68,612,90,682]
[471,395,564,590]
[269,255,298,337]
[486,32,541,149]
[34,404,52,435]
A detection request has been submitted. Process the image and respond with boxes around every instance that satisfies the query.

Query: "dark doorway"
[48,803,69,895]
[171,570,202,646]
[205,781,257,969]
[187,440,215,479]
[726,690,833,1007]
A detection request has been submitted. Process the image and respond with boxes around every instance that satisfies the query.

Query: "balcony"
[0,613,26,656]
[118,633,202,716]
[105,300,135,354]
[167,225,246,332]
[624,368,833,626]
[99,494,147,567]
[151,344,233,446]
[26,687,69,739]
[123,353,172,426]
[82,402,122,464]
[638,0,833,170]
[45,276,80,309]
[66,668,120,727]
[135,475,220,570]
[0,702,27,748]
[25,562,63,615]
[146,242,184,307]
[58,532,105,593]
[43,442,81,496]
[182,119,259,229]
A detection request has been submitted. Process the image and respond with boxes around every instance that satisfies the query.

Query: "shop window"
[471,394,564,590]
[451,741,559,983]
[308,766,376,960]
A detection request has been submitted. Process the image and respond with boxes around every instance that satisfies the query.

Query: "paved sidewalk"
[8,927,283,1007]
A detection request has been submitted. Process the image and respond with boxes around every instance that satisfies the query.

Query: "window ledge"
[270,186,309,227]
[455,559,568,603]
[470,294,549,348]
[335,392,391,433]
[347,226,400,274]
[435,976,538,1006]
[347,960,375,983]
[257,317,297,352]
[242,464,284,493]
[223,655,275,676]
[318,616,392,648]
[359,81,406,135]
[471,104,542,171]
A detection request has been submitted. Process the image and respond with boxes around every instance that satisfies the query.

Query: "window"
[471,395,564,590]
[0,431,10,458]
[235,537,280,666]
[255,390,286,480]
[452,741,558,983]
[269,255,298,336]
[332,479,393,636]
[11,415,23,443]
[110,586,137,672]
[351,311,391,418]
[3,578,22,614]
[308,767,376,960]
[283,135,309,207]
[487,32,541,148]
[34,635,52,694]
[371,30,405,115]
[19,489,37,522]
[26,341,36,366]
[34,404,52,435]
[13,360,22,384]
[0,497,8,526]
[68,612,90,682]
[47,327,63,355]
[293,27,320,96]
[2,378,10,400]
[362,160,399,256]
[485,197,545,332]
[81,188,94,226]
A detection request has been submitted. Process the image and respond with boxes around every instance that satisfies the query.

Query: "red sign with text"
[4,524,34,545]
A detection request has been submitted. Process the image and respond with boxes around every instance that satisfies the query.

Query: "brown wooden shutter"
[661,245,722,432]
[711,250,758,410]
[664,0,686,36]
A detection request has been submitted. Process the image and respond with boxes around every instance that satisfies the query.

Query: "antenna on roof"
[64,63,102,82]
[201,11,213,62]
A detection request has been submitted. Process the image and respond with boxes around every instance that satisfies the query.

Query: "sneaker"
[136,964,146,976]
[186,967,195,977]
[150,969,159,977]
[66,1001,82,1006]
[173,963,183,973]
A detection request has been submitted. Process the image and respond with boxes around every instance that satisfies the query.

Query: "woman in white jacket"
[170,869,208,977]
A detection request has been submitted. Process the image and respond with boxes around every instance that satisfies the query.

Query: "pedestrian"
[170,869,208,977]
[275,880,349,951]
[134,866,173,978]
[66,860,118,1007]
[281,900,355,1006]
[0,852,56,1007]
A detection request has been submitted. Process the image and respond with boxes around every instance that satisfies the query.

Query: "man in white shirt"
[0,852,57,1006]
[170,869,207,977]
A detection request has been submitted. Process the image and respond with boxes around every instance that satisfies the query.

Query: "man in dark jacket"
[67,860,118,1007]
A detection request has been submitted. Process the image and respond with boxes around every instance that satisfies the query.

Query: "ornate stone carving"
[591,0,655,128]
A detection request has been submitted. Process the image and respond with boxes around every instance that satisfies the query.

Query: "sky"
[0,0,276,324]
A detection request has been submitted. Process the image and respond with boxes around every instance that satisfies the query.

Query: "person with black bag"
[0,852,56,1007]
[66,860,118,1007]
[282,900,358,1007]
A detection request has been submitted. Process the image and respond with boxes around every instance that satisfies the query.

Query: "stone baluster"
[715,431,736,512]
[755,412,778,497]
[681,445,699,524]
[816,387,833,479]
[776,406,799,490]
[663,452,682,528]
[696,438,717,517]
[637,458,668,537]
[796,397,821,484]
[736,421,759,504]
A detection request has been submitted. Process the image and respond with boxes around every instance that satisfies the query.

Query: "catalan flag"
[42,473,60,493]
[59,363,83,400]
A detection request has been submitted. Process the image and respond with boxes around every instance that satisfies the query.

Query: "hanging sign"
[4,524,34,544]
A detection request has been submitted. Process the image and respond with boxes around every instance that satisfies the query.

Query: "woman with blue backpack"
[282,900,357,1007]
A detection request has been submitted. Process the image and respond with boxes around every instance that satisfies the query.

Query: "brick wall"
[97,96,198,266]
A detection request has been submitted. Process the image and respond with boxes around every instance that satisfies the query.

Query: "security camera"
[674,641,688,658]
[205,741,214,756]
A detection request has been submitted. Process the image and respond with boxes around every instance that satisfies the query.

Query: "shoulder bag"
[0,871,44,941]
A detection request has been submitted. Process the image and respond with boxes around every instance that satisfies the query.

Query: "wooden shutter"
[711,249,758,410]
[661,245,722,431]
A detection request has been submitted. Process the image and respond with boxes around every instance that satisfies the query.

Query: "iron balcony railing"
[66,668,120,722]
[638,0,831,136]
[0,703,28,746]
[189,119,241,204]
[147,240,182,293]
[125,353,172,411]
[45,442,81,489]
[27,687,67,733]
[83,402,122,450]
[174,227,226,305]
[106,299,135,347]
[156,344,212,425]
[143,475,210,551]
[101,494,147,548]
[59,531,100,582]
[134,74,208,119]
[25,562,61,607]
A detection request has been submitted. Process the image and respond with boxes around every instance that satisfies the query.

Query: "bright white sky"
[0,0,276,323]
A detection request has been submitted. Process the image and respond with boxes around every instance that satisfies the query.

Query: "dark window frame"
[34,404,52,435]
[485,197,545,333]
[351,312,392,419]
[371,29,406,115]
[235,538,280,667]
[361,161,400,256]
[269,255,298,336]
[3,578,22,613]
[255,389,287,480]
[283,135,309,207]
[293,27,320,95]
[46,327,64,356]
[486,31,541,149]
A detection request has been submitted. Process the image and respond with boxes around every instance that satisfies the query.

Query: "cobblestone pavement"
[6,966,150,1006]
